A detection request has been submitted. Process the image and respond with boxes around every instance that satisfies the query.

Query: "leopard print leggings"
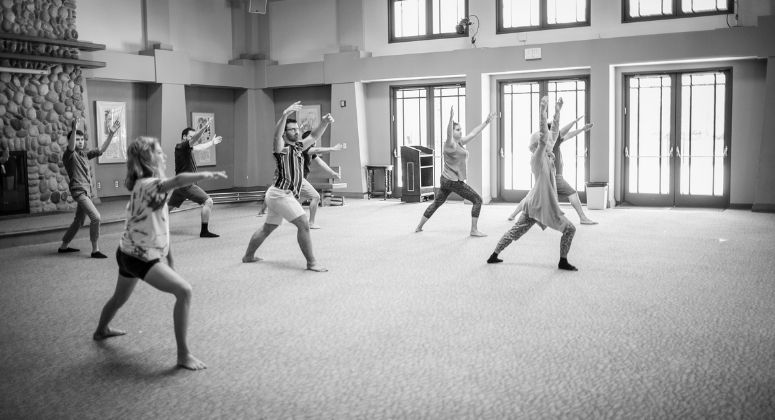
[494,212,576,258]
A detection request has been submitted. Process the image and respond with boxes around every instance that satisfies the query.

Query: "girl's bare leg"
[94,274,138,340]
[143,263,206,370]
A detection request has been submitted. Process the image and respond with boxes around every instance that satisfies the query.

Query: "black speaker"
[248,0,267,14]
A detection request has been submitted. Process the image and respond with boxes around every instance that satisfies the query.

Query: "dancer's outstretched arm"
[189,118,213,147]
[98,119,121,154]
[308,143,344,154]
[547,98,563,148]
[301,113,334,150]
[193,135,223,151]
[274,102,302,153]
[311,156,341,179]
[459,112,497,146]
[159,171,227,193]
[66,118,80,152]
[563,123,593,141]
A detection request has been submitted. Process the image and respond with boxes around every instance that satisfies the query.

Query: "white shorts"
[265,186,306,225]
[298,178,320,202]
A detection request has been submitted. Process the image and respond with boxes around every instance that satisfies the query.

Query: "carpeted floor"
[1,199,774,419]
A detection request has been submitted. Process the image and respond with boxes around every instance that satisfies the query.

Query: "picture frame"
[191,112,217,167]
[297,105,321,133]
[95,101,127,164]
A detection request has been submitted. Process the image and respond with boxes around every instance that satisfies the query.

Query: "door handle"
[500,148,505,158]
[668,146,674,157]
[624,146,629,158]
[675,147,682,158]
[584,147,588,158]
[723,145,728,157]
[393,148,398,158]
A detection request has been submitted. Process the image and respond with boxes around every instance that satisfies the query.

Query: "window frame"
[390,82,467,189]
[496,0,591,34]
[622,0,734,23]
[496,75,591,201]
[388,0,470,43]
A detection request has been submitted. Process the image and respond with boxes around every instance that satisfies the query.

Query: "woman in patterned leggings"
[415,106,496,236]
[487,96,578,271]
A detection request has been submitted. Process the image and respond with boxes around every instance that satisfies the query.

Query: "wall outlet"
[96,181,101,189]
[114,180,119,188]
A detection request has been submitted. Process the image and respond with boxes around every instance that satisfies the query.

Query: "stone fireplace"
[0,0,105,213]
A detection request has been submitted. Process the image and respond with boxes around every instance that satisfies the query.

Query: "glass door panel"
[499,77,589,202]
[393,88,428,190]
[624,74,674,206]
[676,72,729,207]
[624,71,730,208]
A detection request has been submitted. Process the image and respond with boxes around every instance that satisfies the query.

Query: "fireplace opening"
[1,151,29,215]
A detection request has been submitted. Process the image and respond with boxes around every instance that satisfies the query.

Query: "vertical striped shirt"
[273,142,305,197]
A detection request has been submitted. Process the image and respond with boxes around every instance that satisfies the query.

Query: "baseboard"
[729,203,753,210]
[752,203,775,213]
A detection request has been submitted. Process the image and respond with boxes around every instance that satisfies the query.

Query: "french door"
[391,84,466,194]
[624,71,731,207]
[498,77,590,201]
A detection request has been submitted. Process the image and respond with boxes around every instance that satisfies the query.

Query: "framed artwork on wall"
[297,105,321,133]
[95,101,127,164]
[191,112,217,167]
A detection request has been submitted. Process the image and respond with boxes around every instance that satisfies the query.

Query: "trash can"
[585,181,608,210]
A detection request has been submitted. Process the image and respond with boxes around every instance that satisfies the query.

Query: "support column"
[330,82,368,196]
[147,83,186,178]
[234,88,275,188]
[753,57,775,212]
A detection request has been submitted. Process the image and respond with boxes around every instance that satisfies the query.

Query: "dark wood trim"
[0,34,105,51]
[496,0,591,34]
[0,52,105,69]
[622,0,734,23]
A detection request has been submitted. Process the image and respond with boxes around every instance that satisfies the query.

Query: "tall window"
[624,0,733,22]
[624,70,730,208]
[498,0,589,33]
[389,0,468,42]
[392,84,466,188]
[498,77,589,201]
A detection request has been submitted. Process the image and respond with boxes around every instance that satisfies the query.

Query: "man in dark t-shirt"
[167,119,224,237]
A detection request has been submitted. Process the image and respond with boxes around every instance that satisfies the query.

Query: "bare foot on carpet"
[415,227,423,233]
[242,256,263,263]
[470,230,487,237]
[306,263,328,272]
[93,327,126,341]
[177,353,207,370]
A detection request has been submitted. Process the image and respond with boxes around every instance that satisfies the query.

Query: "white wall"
[363,0,773,59]
[78,0,144,52]
[169,0,234,63]
[78,0,234,63]
[268,0,339,64]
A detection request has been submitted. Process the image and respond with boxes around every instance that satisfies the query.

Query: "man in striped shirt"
[242,101,333,272]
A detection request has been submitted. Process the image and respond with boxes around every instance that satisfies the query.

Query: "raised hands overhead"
[284,101,303,116]
[108,119,121,135]
[322,113,335,124]
[485,111,498,124]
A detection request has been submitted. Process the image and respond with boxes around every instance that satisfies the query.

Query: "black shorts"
[116,248,160,279]
[168,184,209,208]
